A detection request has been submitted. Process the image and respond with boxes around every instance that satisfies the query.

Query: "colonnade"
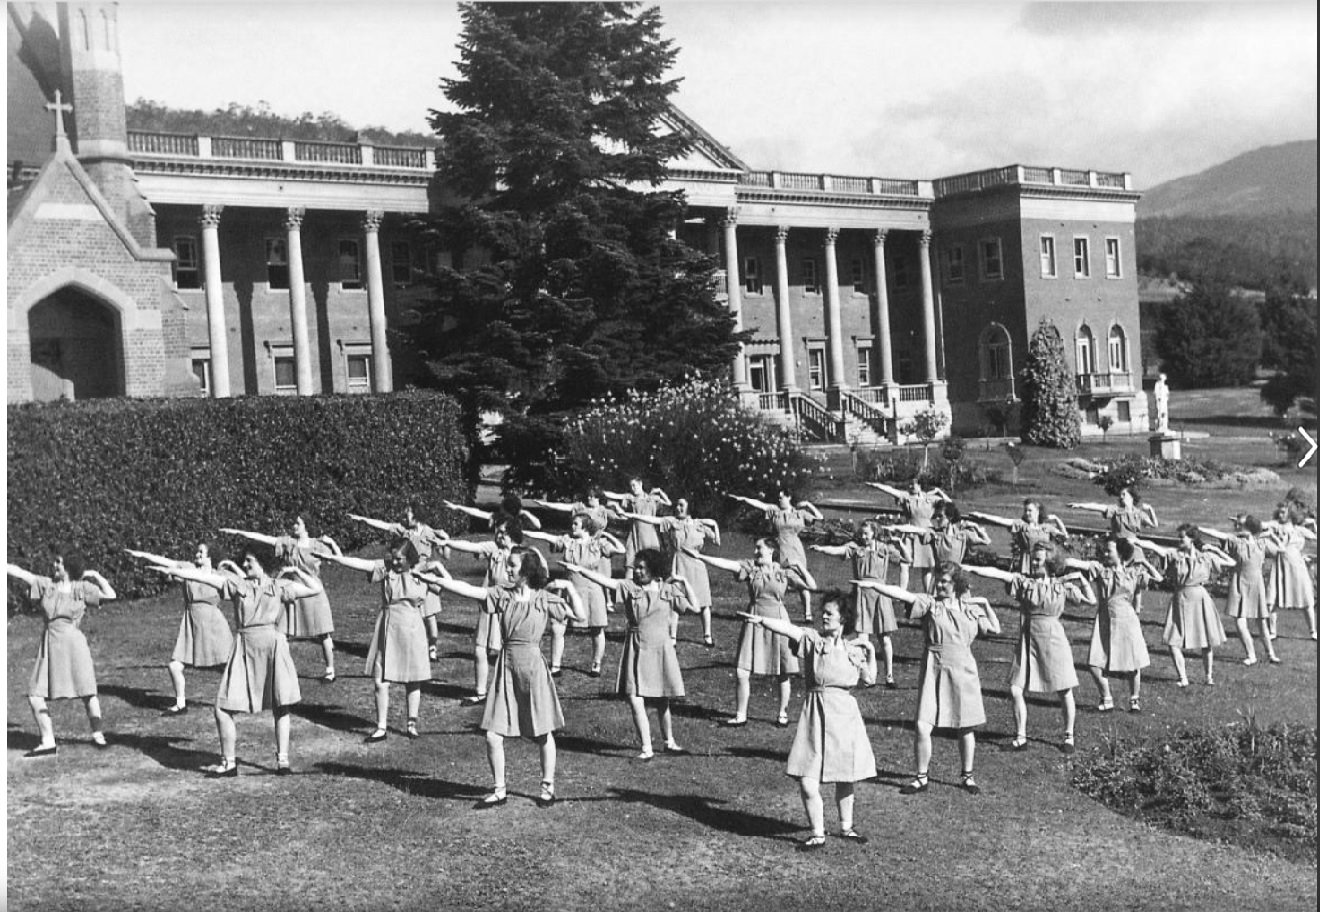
[196,205,392,397]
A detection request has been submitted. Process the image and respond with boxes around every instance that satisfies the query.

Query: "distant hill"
[1138,140,1317,218]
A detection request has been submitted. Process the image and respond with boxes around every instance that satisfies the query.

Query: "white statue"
[1153,373,1169,433]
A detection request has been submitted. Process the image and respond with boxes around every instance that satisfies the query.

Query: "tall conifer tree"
[1020,318,1082,448]
[398,3,742,444]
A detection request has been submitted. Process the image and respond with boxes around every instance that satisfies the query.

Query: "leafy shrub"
[1072,721,1317,864]
[856,446,1000,493]
[1021,318,1081,449]
[897,408,950,466]
[7,393,469,612]
[1091,454,1235,495]
[532,377,817,523]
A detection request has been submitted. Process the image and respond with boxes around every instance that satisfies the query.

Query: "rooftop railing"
[128,130,437,170]
[740,170,926,197]
[933,165,1132,198]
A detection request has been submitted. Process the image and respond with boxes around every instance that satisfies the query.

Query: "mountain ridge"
[1138,140,1317,218]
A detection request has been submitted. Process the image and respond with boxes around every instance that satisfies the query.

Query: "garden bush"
[531,377,818,523]
[7,393,469,612]
[1072,720,1317,865]
[855,446,1000,494]
[1091,454,1236,495]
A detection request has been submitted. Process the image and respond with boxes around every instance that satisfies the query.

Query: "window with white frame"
[1075,324,1096,375]
[807,347,826,389]
[802,258,819,295]
[946,245,965,284]
[980,238,1003,280]
[191,349,211,395]
[266,238,289,289]
[982,325,1012,379]
[174,236,201,289]
[893,254,909,288]
[743,256,763,295]
[1039,235,1057,278]
[850,259,866,294]
[391,241,412,286]
[1104,237,1121,278]
[856,341,873,387]
[1107,325,1127,372]
[347,354,372,392]
[339,239,363,290]
[748,354,774,393]
[271,346,297,394]
[1073,237,1090,278]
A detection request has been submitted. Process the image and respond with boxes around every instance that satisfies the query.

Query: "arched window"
[1107,324,1127,372]
[1075,324,1095,375]
[78,10,91,50]
[978,323,1015,399]
[101,10,115,52]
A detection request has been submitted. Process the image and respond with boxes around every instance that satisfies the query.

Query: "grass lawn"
[7,387,1317,911]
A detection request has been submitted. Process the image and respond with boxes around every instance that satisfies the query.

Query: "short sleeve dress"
[364,562,431,683]
[622,494,663,567]
[397,522,445,619]
[615,580,692,698]
[480,588,572,738]
[551,534,610,627]
[908,594,992,729]
[27,577,102,699]
[1105,506,1151,565]
[768,507,811,572]
[171,578,234,668]
[1010,521,1058,574]
[929,526,977,568]
[785,630,877,783]
[1007,576,1080,693]
[1086,564,1151,674]
[472,542,516,652]
[1162,552,1227,650]
[1224,536,1269,619]
[276,537,334,638]
[661,517,714,608]
[215,576,303,713]
[1264,525,1315,612]
[734,561,801,676]
[899,494,939,569]
[844,542,899,636]
[573,503,616,580]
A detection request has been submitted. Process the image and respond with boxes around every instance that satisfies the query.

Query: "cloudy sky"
[113,1,1317,189]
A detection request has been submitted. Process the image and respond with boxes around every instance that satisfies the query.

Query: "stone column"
[773,226,796,390]
[823,227,845,407]
[199,204,230,397]
[871,229,895,388]
[285,207,313,394]
[721,209,748,389]
[362,210,392,393]
[918,231,938,383]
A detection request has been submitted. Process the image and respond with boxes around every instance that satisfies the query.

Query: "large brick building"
[7,2,1148,439]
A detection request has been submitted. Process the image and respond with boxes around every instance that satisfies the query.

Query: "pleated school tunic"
[1105,505,1150,565]
[768,507,810,572]
[396,522,444,618]
[471,542,516,651]
[1162,552,1227,650]
[27,577,102,699]
[899,493,939,569]
[481,588,571,738]
[843,542,900,636]
[363,563,431,683]
[622,493,662,566]
[785,630,876,782]
[1265,525,1315,611]
[661,516,714,607]
[909,595,993,729]
[1224,536,1270,619]
[1085,564,1151,674]
[928,526,979,568]
[276,537,334,638]
[734,561,801,676]
[1007,576,1080,693]
[215,576,302,713]
[171,579,234,667]
[615,580,692,698]
[550,534,611,627]
[1010,521,1058,574]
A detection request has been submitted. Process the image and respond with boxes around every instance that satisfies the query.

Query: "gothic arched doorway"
[27,286,124,400]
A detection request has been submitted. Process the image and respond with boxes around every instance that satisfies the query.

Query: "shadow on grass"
[725,745,786,763]
[670,701,731,723]
[291,700,371,733]
[98,683,170,712]
[421,680,473,701]
[8,726,41,752]
[316,760,486,801]
[98,730,214,771]
[606,787,801,841]
[334,640,369,659]
[555,732,630,755]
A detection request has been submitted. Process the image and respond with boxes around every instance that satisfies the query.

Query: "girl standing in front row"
[1135,526,1232,687]
[740,590,877,851]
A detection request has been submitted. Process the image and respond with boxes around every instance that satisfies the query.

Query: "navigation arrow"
[1299,427,1317,468]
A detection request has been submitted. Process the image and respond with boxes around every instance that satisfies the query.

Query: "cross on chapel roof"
[45,89,73,149]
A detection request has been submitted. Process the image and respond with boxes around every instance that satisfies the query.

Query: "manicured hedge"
[7,393,470,612]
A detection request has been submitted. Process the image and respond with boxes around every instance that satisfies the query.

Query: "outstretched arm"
[682,548,742,574]
[320,552,378,574]
[616,511,665,527]
[559,561,622,592]
[851,579,919,605]
[1198,526,1231,542]
[219,527,280,546]
[1067,502,1109,514]
[962,564,1016,583]
[124,549,188,570]
[1062,557,1099,574]
[149,564,230,591]
[809,543,853,558]
[966,510,1014,529]
[1133,537,1175,559]
[6,563,39,586]
[413,562,489,602]
[522,529,561,545]
[348,514,400,535]
[926,488,952,503]
[444,501,494,523]
[737,611,805,644]
[535,500,577,514]
[445,538,492,555]
[864,482,905,501]
[728,493,774,512]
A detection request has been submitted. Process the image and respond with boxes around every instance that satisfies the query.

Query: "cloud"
[1017,2,1224,37]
